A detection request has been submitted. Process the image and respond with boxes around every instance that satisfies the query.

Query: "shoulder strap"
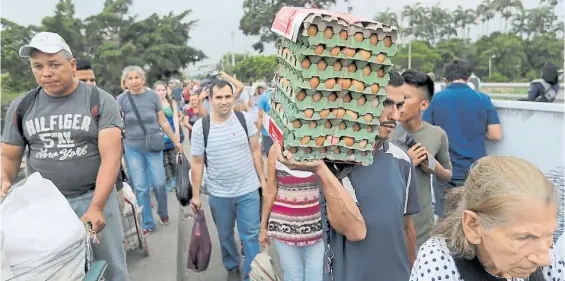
[202,115,211,166]
[89,86,101,126]
[14,86,42,145]
[234,111,248,137]
[125,92,148,135]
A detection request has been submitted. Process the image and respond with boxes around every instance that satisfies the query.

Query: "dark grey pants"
[163,149,177,183]
[433,177,466,218]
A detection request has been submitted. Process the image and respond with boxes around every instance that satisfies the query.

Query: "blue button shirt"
[423,83,500,180]
[257,91,272,136]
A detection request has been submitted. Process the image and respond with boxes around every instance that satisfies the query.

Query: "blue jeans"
[209,190,261,281]
[273,239,324,281]
[68,189,130,281]
[124,144,168,230]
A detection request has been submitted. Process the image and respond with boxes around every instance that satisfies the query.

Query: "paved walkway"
[126,141,281,281]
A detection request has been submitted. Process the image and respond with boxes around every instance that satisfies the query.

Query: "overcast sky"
[2,0,562,73]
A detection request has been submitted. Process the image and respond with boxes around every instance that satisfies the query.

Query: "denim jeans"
[124,144,169,230]
[273,239,324,281]
[208,190,261,281]
[68,189,130,281]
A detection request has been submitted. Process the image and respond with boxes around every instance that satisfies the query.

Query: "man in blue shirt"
[423,60,502,216]
[256,88,273,155]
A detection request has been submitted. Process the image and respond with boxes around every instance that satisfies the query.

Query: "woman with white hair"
[117,65,182,236]
[410,156,564,281]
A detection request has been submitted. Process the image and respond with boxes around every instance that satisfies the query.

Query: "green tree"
[41,0,86,57]
[393,41,441,73]
[231,55,278,83]
[0,18,38,93]
[239,0,336,52]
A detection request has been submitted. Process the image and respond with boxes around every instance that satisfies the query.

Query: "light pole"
[488,54,496,77]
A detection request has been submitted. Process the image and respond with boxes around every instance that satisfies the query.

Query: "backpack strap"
[89,85,101,126]
[202,115,211,166]
[234,111,249,138]
[14,86,42,145]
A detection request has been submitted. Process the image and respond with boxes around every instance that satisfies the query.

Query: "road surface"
[126,140,281,281]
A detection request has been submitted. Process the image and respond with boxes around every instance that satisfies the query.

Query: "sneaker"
[159,216,170,225]
[227,267,241,281]
[142,229,151,237]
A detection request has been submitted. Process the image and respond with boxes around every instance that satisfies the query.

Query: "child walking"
[155,81,183,192]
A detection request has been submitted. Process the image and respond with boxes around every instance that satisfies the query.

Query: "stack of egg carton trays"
[271,13,398,165]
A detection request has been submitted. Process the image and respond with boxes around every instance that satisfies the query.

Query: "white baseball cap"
[18,32,73,58]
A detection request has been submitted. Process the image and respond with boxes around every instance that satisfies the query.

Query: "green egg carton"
[287,136,375,152]
[274,81,383,124]
[278,52,392,87]
[283,118,379,140]
[283,145,373,166]
[297,26,397,56]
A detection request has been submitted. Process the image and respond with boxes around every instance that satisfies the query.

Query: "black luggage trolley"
[122,198,150,256]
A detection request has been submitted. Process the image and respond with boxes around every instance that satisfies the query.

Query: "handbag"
[126,92,165,152]
[249,246,282,281]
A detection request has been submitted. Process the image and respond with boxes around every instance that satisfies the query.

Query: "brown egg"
[301,136,311,145]
[309,121,317,129]
[333,61,343,71]
[320,147,327,153]
[338,78,352,89]
[343,48,356,58]
[312,92,322,102]
[304,109,314,118]
[337,121,346,130]
[308,25,318,36]
[331,108,338,117]
[324,26,334,39]
[353,80,366,92]
[354,32,364,42]
[369,34,378,45]
[372,97,381,108]
[363,113,373,123]
[282,48,290,55]
[342,136,355,146]
[367,125,373,132]
[310,77,320,88]
[302,58,311,69]
[293,120,302,128]
[370,84,380,94]
[359,139,368,148]
[363,66,372,76]
[316,136,326,146]
[325,78,336,89]
[304,147,313,154]
[353,123,361,132]
[333,147,341,154]
[361,151,368,156]
[324,120,332,128]
[346,110,358,120]
[328,92,338,102]
[376,53,387,63]
[319,109,330,118]
[297,90,307,101]
[330,47,341,56]
[357,49,372,60]
[289,147,298,153]
[339,30,348,40]
[317,60,327,71]
[348,63,357,73]
[384,36,393,47]
[342,94,352,103]
[336,108,346,118]
[347,149,354,155]
[357,95,366,106]
[377,68,385,78]
[314,44,325,55]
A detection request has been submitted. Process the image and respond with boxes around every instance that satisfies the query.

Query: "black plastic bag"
[175,152,192,206]
[187,209,212,272]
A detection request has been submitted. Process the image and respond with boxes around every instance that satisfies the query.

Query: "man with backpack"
[190,78,266,281]
[0,32,129,281]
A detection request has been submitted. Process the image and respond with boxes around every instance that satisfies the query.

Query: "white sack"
[1,172,86,281]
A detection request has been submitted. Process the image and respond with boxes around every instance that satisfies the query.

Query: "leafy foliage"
[1,0,205,99]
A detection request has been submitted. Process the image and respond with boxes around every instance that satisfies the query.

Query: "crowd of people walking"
[1,31,563,281]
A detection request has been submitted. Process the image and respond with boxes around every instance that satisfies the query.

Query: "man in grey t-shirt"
[277,72,420,281]
[1,32,129,281]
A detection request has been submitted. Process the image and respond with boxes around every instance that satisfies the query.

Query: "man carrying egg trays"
[271,11,398,166]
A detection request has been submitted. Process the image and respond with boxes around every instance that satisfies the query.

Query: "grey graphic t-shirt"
[2,82,123,198]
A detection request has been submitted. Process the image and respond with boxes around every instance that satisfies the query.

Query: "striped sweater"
[268,161,323,246]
